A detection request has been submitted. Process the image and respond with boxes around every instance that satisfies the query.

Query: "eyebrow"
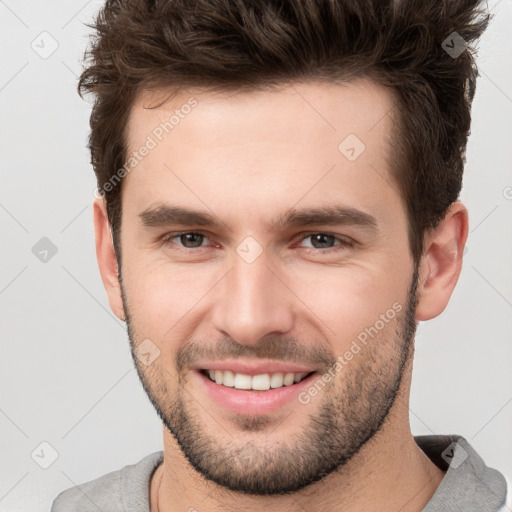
[138,204,378,233]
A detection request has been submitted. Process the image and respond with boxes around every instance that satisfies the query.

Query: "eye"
[160,231,354,254]
[296,233,354,251]
[162,231,210,250]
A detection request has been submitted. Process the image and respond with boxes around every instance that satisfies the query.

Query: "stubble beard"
[122,266,419,496]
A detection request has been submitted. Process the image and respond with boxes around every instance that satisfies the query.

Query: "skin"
[94,78,468,511]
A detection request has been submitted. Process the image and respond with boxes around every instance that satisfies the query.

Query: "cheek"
[286,263,407,345]
[122,256,219,335]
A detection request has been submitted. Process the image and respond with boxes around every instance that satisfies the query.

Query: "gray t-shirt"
[51,434,508,511]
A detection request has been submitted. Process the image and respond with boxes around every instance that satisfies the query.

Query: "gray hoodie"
[51,434,508,511]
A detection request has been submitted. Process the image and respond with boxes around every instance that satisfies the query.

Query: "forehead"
[123,79,403,230]
[127,78,396,150]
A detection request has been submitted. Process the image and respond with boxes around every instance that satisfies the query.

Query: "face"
[117,79,418,494]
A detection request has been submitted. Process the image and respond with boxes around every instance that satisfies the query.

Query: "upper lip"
[194,360,316,376]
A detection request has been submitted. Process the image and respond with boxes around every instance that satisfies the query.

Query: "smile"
[195,367,319,416]
[201,369,313,391]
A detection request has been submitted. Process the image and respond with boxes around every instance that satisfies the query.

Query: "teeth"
[222,370,235,387]
[252,373,270,391]
[205,370,309,390]
[283,373,295,386]
[270,372,284,388]
[234,373,252,390]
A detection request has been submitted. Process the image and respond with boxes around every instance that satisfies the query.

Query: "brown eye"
[177,232,205,248]
[308,234,336,249]
[298,233,353,251]
[163,232,209,250]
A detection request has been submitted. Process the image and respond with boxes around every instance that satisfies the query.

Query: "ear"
[93,198,125,322]
[415,201,469,321]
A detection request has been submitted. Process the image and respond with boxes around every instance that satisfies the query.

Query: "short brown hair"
[79,0,490,265]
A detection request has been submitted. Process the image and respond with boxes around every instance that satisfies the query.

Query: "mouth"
[195,367,319,416]
[199,368,315,391]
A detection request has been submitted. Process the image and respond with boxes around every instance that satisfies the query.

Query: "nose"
[210,248,294,346]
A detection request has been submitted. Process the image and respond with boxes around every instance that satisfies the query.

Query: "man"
[51,0,508,510]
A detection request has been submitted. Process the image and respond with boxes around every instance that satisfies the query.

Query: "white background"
[1,1,511,510]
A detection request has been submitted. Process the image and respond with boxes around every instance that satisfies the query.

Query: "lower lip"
[194,370,317,415]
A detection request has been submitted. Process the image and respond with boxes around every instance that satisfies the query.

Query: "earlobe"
[415,202,469,322]
[93,198,126,322]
